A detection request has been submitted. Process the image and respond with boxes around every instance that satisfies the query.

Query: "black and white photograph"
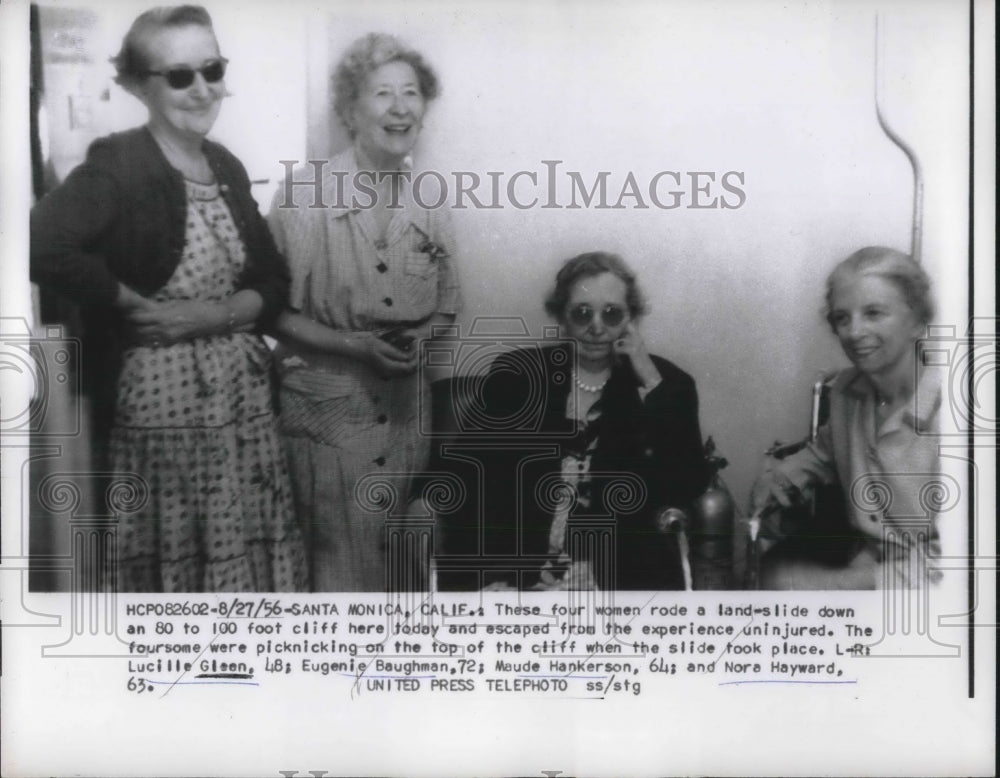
[1,0,995,775]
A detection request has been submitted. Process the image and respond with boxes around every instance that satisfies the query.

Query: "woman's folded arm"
[30,158,122,307]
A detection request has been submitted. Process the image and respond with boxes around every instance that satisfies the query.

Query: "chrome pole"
[875,15,924,264]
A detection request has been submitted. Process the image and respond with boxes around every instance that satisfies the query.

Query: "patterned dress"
[268,148,462,591]
[535,396,602,590]
[111,179,306,592]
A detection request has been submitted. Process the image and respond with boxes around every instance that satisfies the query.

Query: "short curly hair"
[544,251,649,322]
[824,246,934,331]
[331,33,440,136]
[111,5,216,87]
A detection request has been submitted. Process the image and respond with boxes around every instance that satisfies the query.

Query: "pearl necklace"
[573,369,609,393]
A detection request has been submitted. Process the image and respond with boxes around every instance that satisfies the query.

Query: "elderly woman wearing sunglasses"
[31,5,305,592]
[440,252,708,591]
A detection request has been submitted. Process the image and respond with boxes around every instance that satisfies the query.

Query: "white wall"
[307,0,967,505]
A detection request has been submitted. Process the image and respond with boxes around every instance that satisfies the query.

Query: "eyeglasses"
[142,58,228,89]
[566,303,628,328]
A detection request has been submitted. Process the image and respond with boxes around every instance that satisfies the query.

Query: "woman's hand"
[274,313,423,377]
[750,467,808,514]
[114,283,156,314]
[612,322,661,389]
[364,317,454,379]
[365,332,420,378]
[127,300,230,346]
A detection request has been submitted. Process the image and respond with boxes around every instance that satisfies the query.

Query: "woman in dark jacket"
[30,5,304,592]
[436,251,708,591]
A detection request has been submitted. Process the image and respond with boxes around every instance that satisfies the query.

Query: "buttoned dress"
[767,367,943,588]
[268,148,462,591]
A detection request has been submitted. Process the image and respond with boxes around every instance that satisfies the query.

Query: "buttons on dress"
[382,297,393,307]
[869,513,879,522]
[374,238,387,250]
[376,262,388,273]
[374,456,386,466]
[377,414,388,424]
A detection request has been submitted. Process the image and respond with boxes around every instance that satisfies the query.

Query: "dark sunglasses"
[143,58,228,89]
[566,303,628,328]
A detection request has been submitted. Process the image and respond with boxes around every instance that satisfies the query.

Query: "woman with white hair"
[751,246,941,589]
[268,33,462,591]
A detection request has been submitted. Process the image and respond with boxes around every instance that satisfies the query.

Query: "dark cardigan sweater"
[433,342,710,591]
[30,126,290,454]
[30,125,289,316]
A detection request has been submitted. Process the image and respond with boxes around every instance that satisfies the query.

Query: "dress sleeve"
[30,146,122,308]
[770,422,838,494]
[430,205,462,316]
[755,423,838,545]
[266,180,321,316]
[640,366,710,509]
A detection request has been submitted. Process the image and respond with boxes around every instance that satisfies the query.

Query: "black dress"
[429,342,709,591]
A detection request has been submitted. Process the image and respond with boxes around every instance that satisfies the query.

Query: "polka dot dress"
[111,180,306,592]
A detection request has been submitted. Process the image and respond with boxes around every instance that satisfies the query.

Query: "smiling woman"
[347,59,428,169]
[825,249,931,388]
[29,5,306,593]
[127,27,224,157]
[751,247,940,590]
[267,33,462,591]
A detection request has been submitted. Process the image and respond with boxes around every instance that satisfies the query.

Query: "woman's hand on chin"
[612,322,661,389]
